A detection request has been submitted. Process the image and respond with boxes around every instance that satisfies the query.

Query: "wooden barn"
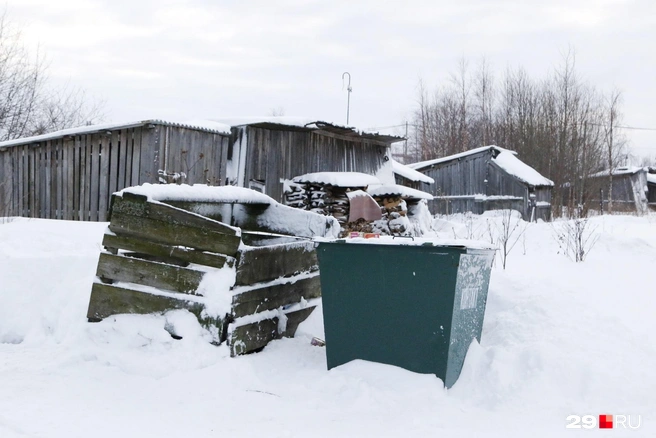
[0,117,401,221]
[0,119,231,221]
[586,166,649,215]
[408,145,553,221]
[223,118,401,203]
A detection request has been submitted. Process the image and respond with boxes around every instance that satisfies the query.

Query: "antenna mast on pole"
[342,72,352,125]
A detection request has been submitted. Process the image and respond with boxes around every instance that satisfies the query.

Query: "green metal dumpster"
[316,237,495,388]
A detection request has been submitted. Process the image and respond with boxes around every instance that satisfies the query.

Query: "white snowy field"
[1,214,655,437]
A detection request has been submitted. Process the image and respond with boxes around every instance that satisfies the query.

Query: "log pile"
[283,181,365,225]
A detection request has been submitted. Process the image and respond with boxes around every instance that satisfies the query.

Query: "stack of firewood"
[284,181,364,225]
[282,182,307,209]
[372,195,411,236]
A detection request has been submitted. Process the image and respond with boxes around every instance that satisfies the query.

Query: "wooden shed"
[586,166,649,215]
[0,120,231,221]
[408,145,553,221]
[224,118,402,203]
[0,118,402,221]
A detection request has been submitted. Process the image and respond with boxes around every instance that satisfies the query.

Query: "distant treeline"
[410,51,626,216]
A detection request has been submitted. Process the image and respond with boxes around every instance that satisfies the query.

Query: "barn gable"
[408,146,553,221]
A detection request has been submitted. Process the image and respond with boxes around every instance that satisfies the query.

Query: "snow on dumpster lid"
[315,235,496,250]
[367,184,433,200]
[292,172,381,187]
[119,184,275,204]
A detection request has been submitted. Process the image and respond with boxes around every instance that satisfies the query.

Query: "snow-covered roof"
[492,151,554,187]
[0,119,232,149]
[589,166,646,178]
[213,117,403,144]
[407,145,512,170]
[292,172,382,187]
[120,184,275,204]
[392,159,434,184]
[647,173,656,185]
[367,184,434,200]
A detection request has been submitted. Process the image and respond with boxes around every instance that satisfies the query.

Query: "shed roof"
[408,145,553,187]
[0,119,232,149]
[492,151,553,187]
[292,172,382,187]
[589,166,646,178]
[214,117,403,144]
[367,184,433,200]
[392,159,434,184]
[407,145,510,170]
[647,173,656,185]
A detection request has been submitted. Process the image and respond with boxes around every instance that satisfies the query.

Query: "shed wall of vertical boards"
[239,126,391,203]
[0,123,230,221]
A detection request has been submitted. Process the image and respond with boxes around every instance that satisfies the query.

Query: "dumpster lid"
[315,236,496,250]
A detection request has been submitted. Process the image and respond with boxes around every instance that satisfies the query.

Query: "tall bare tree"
[0,12,102,141]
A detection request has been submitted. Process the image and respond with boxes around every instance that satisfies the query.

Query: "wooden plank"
[229,306,316,356]
[112,193,239,236]
[98,134,111,221]
[219,136,229,186]
[55,140,62,219]
[87,281,203,319]
[102,233,235,269]
[66,137,75,220]
[45,141,52,218]
[231,274,321,318]
[139,125,156,184]
[132,127,144,185]
[109,211,241,256]
[87,282,227,340]
[72,136,80,220]
[235,241,318,285]
[108,131,119,197]
[16,146,24,216]
[80,136,88,221]
[96,252,205,294]
[118,128,129,189]
[62,140,69,219]
[14,146,22,216]
[89,134,100,221]
[37,145,45,218]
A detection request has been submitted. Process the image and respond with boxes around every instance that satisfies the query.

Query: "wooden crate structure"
[86,185,338,356]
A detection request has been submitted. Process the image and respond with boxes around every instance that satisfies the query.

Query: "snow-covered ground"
[1,214,655,437]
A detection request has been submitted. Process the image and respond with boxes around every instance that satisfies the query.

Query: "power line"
[369,122,656,133]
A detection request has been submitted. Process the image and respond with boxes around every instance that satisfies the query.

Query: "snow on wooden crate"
[87,185,338,356]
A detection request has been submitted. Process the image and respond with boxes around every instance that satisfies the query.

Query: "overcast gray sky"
[6,0,656,158]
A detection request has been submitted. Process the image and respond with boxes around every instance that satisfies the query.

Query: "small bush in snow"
[552,212,600,262]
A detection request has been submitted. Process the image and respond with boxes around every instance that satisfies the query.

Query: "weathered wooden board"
[102,233,235,269]
[229,306,316,356]
[96,252,205,294]
[87,282,204,320]
[87,283,226,340]
[232,274,321,318]
[235,241,318,285]
[108,194,241,256]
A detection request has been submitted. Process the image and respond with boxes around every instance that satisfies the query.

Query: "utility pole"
[342,72,352,125]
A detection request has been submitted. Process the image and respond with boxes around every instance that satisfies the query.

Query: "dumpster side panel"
[318,243,463,380]
[445,250,494,388]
